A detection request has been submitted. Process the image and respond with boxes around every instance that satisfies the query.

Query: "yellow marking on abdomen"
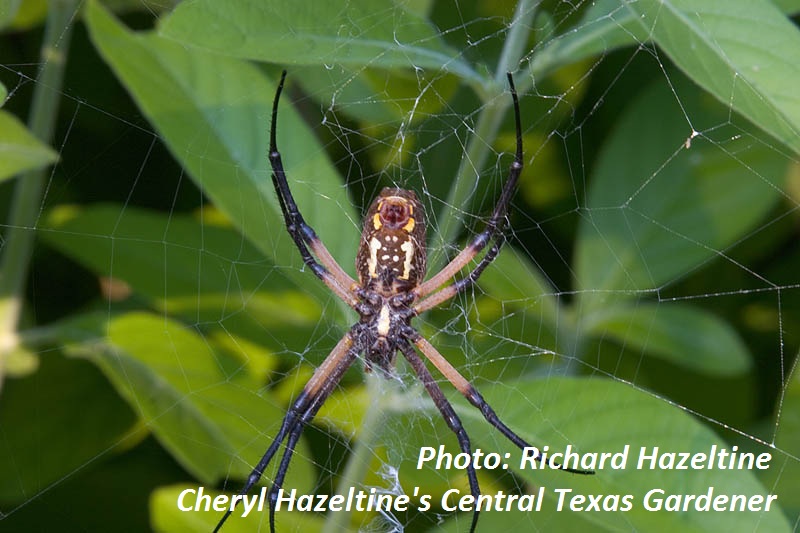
[399,240,414,280]
[368,237,382,278]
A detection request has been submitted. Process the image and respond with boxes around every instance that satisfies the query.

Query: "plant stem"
[496,0,539,85]
[431,0,537,269]
[0,0,77,390]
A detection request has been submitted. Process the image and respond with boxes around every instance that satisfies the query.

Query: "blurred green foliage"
[1,1,799,531]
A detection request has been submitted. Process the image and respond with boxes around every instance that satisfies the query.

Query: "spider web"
[1,1,799,532]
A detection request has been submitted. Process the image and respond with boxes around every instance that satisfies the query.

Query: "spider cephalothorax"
[214,71,592,533]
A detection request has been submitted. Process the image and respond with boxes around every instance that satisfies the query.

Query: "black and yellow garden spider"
[214,71,592,533]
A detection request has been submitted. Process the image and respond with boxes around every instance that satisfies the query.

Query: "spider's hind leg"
[399,342,482,533]
[268,71,359,308]
[266,362,351,533]
[213,333,357,533]
[411,335,594,476]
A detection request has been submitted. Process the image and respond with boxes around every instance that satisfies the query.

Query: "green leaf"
[0,352,136,502]
[85,1,357,320]
[295,66,458,126]
[531,0,800,84]
[626,0,800,156]
[0,111,58,181]
[476,245,560,328]
[529,0,649,79]
[43,204,322,329]
[63,311,314,490]
[1,0,45,30]
[774,0,800,14]
[574,78,789,305]
[467,245,565,360]
[583,303,751,376]
[0,0,21,30]
[451,377,790,532]
[158,0,480,86]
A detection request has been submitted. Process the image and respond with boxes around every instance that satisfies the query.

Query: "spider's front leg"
[412,73,523,315]
[268,71,360,308]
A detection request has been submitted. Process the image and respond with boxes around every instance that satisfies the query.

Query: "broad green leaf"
[583,303,751,376]
[531,0,800,83]
[529,0,649,79]
[574,79,789,306]
[464,245,568,362]
[43,204,322,330]
[295,66,458,126]
[0,112,58,181]
[446,377,790,532]
[151,485,327,532]
[0,352,136,502]
[0,80,7,103]
[158,0,480,86]
[208,330,280,385]
[64,311,313,490]
[317,383,369,440]
[476,245,560,329]
[627,0,800,156]
[85,1,357,321]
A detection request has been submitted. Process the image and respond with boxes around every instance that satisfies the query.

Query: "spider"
[214,71,592,533]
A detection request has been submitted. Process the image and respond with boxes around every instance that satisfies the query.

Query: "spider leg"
[213,333,357,532]
[411,334,594,476]
[412,73,523,313]
[267,417,305,532]
[270,71,360,308]
[266,340,356,533]
[413,239,503,314]
[399,342,481,533]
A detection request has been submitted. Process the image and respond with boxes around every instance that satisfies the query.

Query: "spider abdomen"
[356,187,427,294]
